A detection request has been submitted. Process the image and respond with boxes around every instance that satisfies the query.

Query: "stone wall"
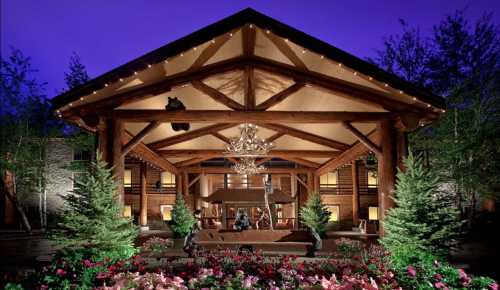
[44,138,74,213]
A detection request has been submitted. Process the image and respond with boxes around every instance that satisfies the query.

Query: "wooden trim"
[315,130,380,176]
[149,123,236,150]
[242,24,256,56]
[156,149,339,158]
[191,80,245,110]
[121,121,161,157]
[174,157,212,168]
[259,123,350,150]
[341,121,382,156]
[266,132,284,143]
[122,131,179,174]
[263,31,308,70]
[189,31,234,70]
[255,82,305,110]
[244,66,255,109]
[108,110,391,124]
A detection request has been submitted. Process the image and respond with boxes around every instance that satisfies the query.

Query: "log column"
[111,119,125,205]
[351,160,360,226]
[139,162,148,230]
[377,119,397,235]
[396,130,408,171]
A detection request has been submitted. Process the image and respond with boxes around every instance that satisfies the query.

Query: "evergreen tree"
[51,153,137,256]
[64,52,89,89]
[170,194,196,238]
[300,192,330,238]
[381,153,461,257]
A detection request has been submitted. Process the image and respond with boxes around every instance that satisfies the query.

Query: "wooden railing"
[124,183,176,194]
[320,185,377,195]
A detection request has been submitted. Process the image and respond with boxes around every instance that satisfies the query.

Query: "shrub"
[382,152,461,257]
[300,192,330,237]
[170,194,196,238]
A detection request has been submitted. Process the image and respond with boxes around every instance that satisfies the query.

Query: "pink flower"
[407,265,416,277]
[458,269,471,285]
[489,283,498,290]
[82,259,93,268]
[55,268,66,277]
[435,282,446,288]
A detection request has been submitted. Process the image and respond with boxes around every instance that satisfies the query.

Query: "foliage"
[170,194,196,238]
[373,10,500,215]
[4,283,24,290]
[389,245,497,290]
[382,152,461,257]
[300,192,330,237]
[51,153,138,256]
[140,237,174,253]
[64,52,90,90]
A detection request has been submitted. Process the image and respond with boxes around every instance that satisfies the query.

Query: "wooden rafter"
[121,121,161,157]
[315,130,380,176]
[175,157,212,167]
[107,110,391,124]
[188,174,202,188]
[156,149,339,158]
[211,132,231,144]
[255,157,272,165]
[183,166,313,174]
[341,121,382,156]
[122,131,178,174]
[242,24,256,56]
[278,157,320,168]
[296,174,311,191]
[189,30,235,70]
[255,82,305,110]
[244,66,255,109]
[259,123,350,151]
[263,31,308,70]
[149,123,236,150]
[226,157,239,164]
[191,80,245,110]
[266,132,285,143]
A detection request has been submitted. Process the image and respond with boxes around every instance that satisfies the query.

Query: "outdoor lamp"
[123,205,132,218]
[368,207,379,221]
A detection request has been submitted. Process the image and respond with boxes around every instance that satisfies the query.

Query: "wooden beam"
[188,173,202,188]
[315,130,380,176]
[266,132,284,143]
[251,56,433,114]
[108,110,391,124]
[111,119,125,204]
[191,80,245,110]
[139,162,148,227]
[211,132,231,144]
[278,157,320,168]
[156,149,340,158]
[182,166,313,174]
[122,131,178,174]
[351,160,360,225]
[377,119,396,235]
[189,31,233,70]
[226,157,239,164]
[174,157,212,168]
[259,123,350,151]
[297,174,312,192]
[244,66,255,109]
[255,157,272,166]
[61,56,247,117]
[242,24,256,56]
[255,82,305,110]
[121,121,161,157]
[263,31,308,70]
[341,121,382,156]
[149,123,236,150]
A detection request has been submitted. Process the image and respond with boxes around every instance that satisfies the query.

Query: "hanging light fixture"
[225,123,274,157]
[232,157,265,175]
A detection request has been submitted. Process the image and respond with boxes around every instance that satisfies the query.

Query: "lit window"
[124,169,132,188]
[123,205,132,218]
[368,206,379,220]
[161,171,176,188]
[368,170,378,188]
[160,205,173,221]
[326,205,340,222]
[275,204,283,223]
[320,171,338,188]
[73,149,91,161]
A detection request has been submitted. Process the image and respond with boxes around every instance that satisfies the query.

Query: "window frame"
[160,204,173,221]
[326,204,340,222]
[124,169,132,188]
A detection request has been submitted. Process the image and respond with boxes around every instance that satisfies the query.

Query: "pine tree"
[170,194,196,238]
[300,192,330,237]
[381,152,461,257]
[51,153,137,257]
[64,52,89,89]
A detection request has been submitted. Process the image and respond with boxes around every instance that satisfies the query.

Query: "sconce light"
[123,205,132,218]
[368,206,379,221]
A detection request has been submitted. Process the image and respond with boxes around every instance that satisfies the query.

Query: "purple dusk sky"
[1,1,499,97]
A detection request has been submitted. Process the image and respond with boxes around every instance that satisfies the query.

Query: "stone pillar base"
[140,226,150,232]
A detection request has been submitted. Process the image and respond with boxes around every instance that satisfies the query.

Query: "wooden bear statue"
[165,97,190,131]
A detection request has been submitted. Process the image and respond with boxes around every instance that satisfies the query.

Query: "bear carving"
[165,97,190,131]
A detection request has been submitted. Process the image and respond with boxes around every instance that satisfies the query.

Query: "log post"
[139,162,148,230]
[377,119,396,236]
[351,160,360,226]
[396,130,408,172]
[97,119,109,163]
[110,119,125,205]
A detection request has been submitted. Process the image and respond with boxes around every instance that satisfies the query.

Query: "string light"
[426,104,431,108]
[80,97,84,101]
[353,72,358,76]
[105,83,109,87]
[412,97,417,101]
[384,83,388,87]
[134,71,138,75]
[148,64,152,68]
[180,53,184,57]
[229,33,233,37]
[266,30,270,34]
[399,90,403,94]
[249,24,253,28]
[369,77,373,80]
[119,78,124,82]
[93,91,97,94]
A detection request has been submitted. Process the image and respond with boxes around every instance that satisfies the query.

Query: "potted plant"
[170,194,196,248]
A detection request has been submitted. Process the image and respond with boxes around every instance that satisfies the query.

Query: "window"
[73,149,91,161]
[368,206,379,221]
[72,172,87,189]
[124,169,132,188]
[326,205,340,222]
[161,171,176,188]
[320,171,338,188]
[275,204,283,223]
[123,205,132,218]
[367,170,378,188]
[160,205,173,221]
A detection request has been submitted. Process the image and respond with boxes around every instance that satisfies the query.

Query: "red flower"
[55,268,66,277]
[407,265,416,277]
[82,259,93,268]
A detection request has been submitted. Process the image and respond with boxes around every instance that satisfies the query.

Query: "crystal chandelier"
[225,123,274,157]
[232,157,265,175]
